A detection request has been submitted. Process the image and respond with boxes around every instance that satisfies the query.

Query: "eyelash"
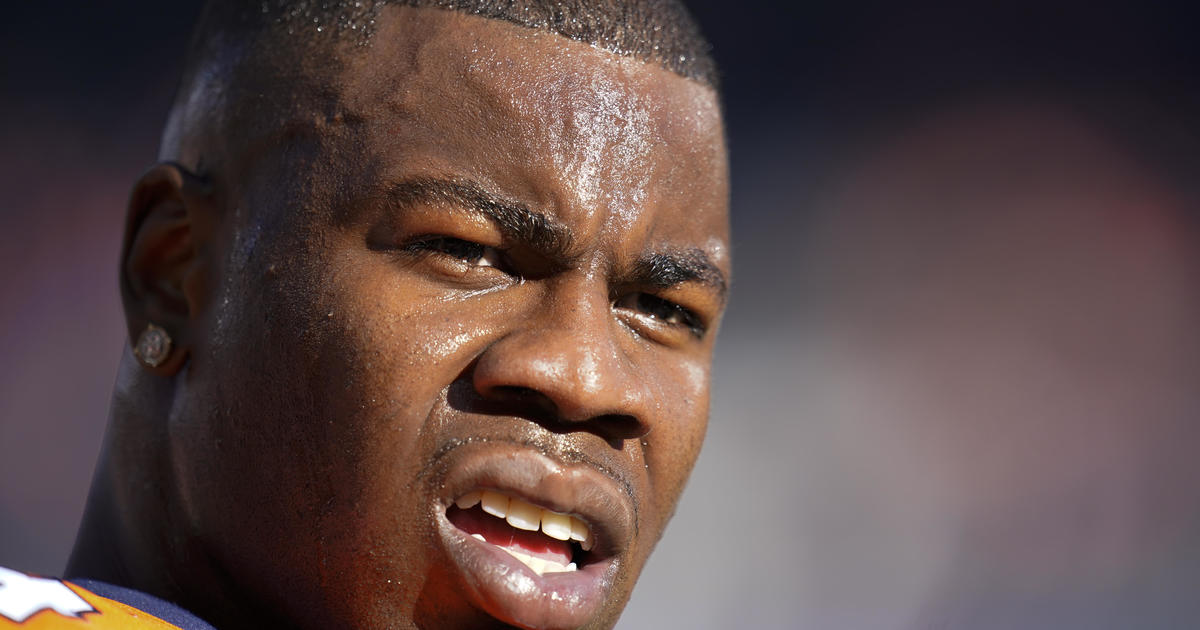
[402,236,510,272]
[615,293,705,337]
[401,236,705,337]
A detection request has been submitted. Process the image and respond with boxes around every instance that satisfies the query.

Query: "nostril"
[590,414,646,441]
[486,385,559,417]
[479,384,645,441]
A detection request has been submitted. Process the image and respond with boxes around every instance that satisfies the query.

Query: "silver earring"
[133,323,172,368]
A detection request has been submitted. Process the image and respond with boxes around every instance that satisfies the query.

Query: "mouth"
[431,442,635,629]
[448,489,595,575]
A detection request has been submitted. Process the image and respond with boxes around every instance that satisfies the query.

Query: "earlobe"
[120,162,213,375]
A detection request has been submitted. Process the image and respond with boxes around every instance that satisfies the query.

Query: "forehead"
[275,6,731,262]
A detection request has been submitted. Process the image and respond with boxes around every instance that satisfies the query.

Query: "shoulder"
[0,567,213,630]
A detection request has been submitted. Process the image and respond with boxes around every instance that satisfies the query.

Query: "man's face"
[171,7,728,629]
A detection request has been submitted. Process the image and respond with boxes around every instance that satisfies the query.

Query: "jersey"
[0,567,214,630]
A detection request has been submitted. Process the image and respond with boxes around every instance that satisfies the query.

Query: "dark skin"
[68,7,729,630]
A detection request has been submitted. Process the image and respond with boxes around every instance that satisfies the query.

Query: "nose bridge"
[528,273,626,402]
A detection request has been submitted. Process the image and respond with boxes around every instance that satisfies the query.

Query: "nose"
[471,279,651,442]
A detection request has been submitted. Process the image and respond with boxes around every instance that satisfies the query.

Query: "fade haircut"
[163,0,717,166]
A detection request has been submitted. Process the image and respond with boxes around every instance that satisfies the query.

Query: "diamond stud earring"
[133,323,172,368]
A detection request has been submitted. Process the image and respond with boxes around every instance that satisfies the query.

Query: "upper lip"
[431,439,637,561]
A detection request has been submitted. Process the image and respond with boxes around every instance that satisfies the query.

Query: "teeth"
[480,490,510,519]
[569,516,588,541]
[570,516,593,550]
[506,498,542,531]
[541,511,573,541]
[458,490,593,551]
[497,547,579,576]
[455,490,482,510]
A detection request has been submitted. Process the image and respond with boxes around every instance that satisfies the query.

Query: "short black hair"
[188,0,717,87]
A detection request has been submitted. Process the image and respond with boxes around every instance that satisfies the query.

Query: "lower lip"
[436,511,615,629]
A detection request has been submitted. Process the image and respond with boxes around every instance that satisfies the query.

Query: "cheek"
[173,246,522,620]
[641,356,711,520]
[311,260,505,409]
[287,259,487,470]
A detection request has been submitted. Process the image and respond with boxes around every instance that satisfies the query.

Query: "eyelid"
[401,235,514,272]
[614,292,708,340]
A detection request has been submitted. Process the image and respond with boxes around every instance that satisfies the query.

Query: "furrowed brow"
[387,177,575,261]
[632,249,728,300]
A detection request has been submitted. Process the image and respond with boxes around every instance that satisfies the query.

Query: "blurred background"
[2,1,1198,628]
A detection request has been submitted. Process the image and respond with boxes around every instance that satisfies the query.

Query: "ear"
[120,162,214,375]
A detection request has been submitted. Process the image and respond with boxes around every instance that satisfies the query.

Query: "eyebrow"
[387,176,727,297]
[631,249,728,300]
[387,177,575,262]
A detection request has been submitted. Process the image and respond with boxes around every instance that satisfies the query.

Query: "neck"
[64,353,286,629]
[65,354,176,594]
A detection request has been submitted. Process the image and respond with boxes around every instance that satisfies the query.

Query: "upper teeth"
[456,489,593,550]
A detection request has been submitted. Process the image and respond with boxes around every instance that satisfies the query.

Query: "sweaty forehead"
[326,7,728,232]
[358,7,718,123]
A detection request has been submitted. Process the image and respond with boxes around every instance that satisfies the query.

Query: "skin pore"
[68,6,728,630]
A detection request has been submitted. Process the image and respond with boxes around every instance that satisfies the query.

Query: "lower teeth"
[470,533,577,575]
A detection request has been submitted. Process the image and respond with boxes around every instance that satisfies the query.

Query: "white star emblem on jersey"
[0,566,95,623]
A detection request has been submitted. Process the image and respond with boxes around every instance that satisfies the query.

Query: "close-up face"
[166,6,728,630]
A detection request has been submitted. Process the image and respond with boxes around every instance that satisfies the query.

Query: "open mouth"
[430,442,635,628]
[447,489,595,576]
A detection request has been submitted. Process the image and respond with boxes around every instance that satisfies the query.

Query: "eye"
[403,236,509,271]
[614,292,706,338]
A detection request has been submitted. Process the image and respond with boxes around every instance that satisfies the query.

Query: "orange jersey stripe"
[0,571,181,629]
